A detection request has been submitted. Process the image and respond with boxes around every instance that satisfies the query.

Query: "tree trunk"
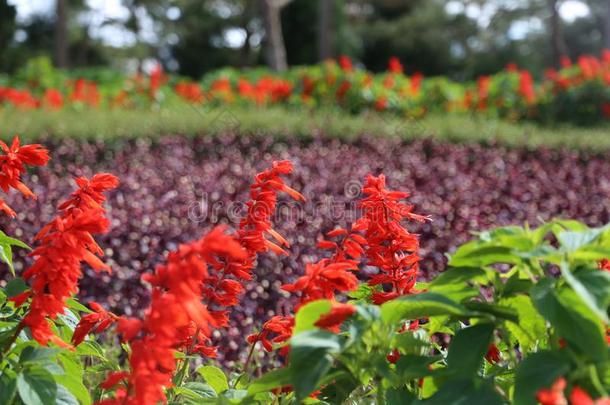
[548,0,568,67]
[260,0,289,72]
[318,0,333,61]
[604,0,610,49]
[54,0,68,68]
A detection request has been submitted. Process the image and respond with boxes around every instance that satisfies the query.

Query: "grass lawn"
[3,104,610,150]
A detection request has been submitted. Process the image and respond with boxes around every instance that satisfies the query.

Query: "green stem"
[589,365,608,397]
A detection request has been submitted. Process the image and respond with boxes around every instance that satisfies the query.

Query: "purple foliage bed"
[2,133,609,363]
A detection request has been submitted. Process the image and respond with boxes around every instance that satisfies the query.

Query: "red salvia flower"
[0,136,50,217]
[484,344,501,364]
[358,174,429,301]
[570,386,610,405]
[338,55,353,72]
[388,57,403,74]
[21,173,118,347]
[101,161,303,405]
[247,315,295,355]
[314,302,356,332]
[536,377,567,405]
[72,301,119,346]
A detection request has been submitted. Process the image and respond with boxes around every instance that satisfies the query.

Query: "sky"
[8,0,593,47]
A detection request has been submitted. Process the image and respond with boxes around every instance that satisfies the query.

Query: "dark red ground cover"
[2,134,609,363]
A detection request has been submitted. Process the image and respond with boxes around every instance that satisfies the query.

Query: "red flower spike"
[359,174,429,301]
[72,301,118,346]
[101,161,302,405]
[21,173,118,347]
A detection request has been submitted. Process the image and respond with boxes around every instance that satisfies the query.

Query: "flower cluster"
[97,160,304,405]
[20,173,118,347]
[0,136,49,217]
[249,173,429,357]
[358,174,430,304]
[537,377,610,405]
[98,228,247,405]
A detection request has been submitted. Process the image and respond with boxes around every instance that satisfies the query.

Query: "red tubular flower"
[99,371,130,390]
[599,259,610,272]
[536,377,567,405]
[21,173,118,347]
[72,301,119,346]
[484,344,501,364]
[388,57,403,74]
[101,161,303,405]
[247,315,295,355]
[43,89,64,110]
[314,302,356,332]
[519,71,536,104]
[570,387,610,405]
[338,55,353,72]
[106,227,247,405]
[0,136,50,217]
[358,174,429,301]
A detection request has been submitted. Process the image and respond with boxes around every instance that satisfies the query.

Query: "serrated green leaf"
[499,295,546,352]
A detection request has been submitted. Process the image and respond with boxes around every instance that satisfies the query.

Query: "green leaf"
[0,231,30,277]
[197,366,229,394]
[221,389,248,402]
[0,231,30,249]
[556,226,607,252]
[66,298,93,314]
[183,382,217,398]
[573,269,610,311]
[463,302,519,323]
[531,279,607,360]
[395,355,438,380]
[385,386,416,405]
[446,323,495,377]
[293,299,332,334]
[392,330,431,356]
[20,346,59,364]
[55,384,79,405]
[0,373,17,404]
[174,382,217,403]
[55,355,91,405]
[560,262,609,323]
[17,368,57,405]
[430,267,490,288]
[449,244,518,267]
[414,378,505,405]
[0,243,15,276]
[514,351,571,405]
[5,277,29,297]
[247,368,292,395]
[499,295,546,352]
[381,292,469,324]
[290,330,343,401]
